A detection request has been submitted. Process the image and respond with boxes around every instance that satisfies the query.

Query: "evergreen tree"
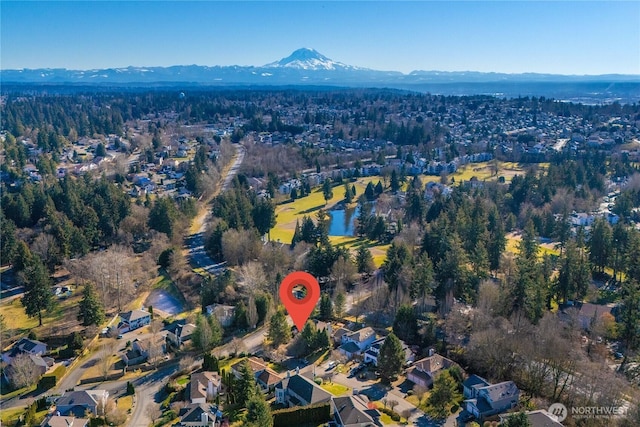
[291,219,301,248]
[244,392,273,427]
[322,178,333,204]
[203,353,220,371]
[234,301,249,330]
[355,245,375,274]
[502,412,531,427]
[589,218,611,273]
[319,292,333,320]
[364,182,375,200]
[252,198,276,239]
[268,307,291,346]
[374,181,384,195]
[77,284,105,326]
[148,197,179,237]
[619,280,640,357]
[334,292,346,319]
[426,370,461,420]
[383,242,411,291]
[237,360,258,406]
[21,257,54,326]
[378,332,404,383]
[390,170,400,192]
[344,183,353,203]
[300,321,317,354]
[393,305,418,344]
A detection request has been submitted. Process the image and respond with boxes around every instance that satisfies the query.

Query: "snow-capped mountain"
[2,48,638,102]
[264,48,363,71]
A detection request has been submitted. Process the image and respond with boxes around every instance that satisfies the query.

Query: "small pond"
[328,205,361,236]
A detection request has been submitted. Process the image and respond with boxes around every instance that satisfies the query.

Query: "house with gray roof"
[166,321,196,347]
[41,415,89,427]
[275,372,332,408]
[55,390,109,417]
[406,353,455,389]
[499,410,563,427]
[2,337,48,364]
[175,403,219,427]
[332,395,381,427]
[462,376,519,421]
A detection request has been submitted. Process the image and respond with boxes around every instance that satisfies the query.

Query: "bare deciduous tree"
[146,403,162,425]
[7,354,40,388]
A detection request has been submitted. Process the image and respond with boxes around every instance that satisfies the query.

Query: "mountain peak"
[265,48,360,71]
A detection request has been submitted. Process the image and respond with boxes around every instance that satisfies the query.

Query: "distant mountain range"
[2,48,639,103]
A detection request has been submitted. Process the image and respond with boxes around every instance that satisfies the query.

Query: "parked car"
[327,361,337,370]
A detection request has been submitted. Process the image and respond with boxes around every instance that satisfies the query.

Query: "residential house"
[332,327,351,347]
[332,395,381,427]
[175,403,219,427]
[231,357,283,392]
[2,337,48,364]
[275,372,332,407]
[406,353,455,389]
[118,309,151,333]
[121,336,166,366]
[462,376,519,421]
[205,304,236,328]
[166,321,197,347]
[189,372,222,404]
[41,415,89,427]
[363,337,414,367]
[55,390,109,417]
[4,353,53,383]
[339,327,376,359]
[575,302,617,331]
[499,410,563,427]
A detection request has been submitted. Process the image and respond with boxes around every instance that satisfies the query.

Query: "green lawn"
[0,406,26,425]
[176,376,190,386]
[320,382,351,396]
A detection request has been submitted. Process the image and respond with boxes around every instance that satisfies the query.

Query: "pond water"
[328,205,360,236]
[144,289,184,315]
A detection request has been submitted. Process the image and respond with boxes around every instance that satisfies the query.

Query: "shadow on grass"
[297,205,324,215]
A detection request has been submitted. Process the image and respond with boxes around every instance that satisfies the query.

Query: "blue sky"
[2,1,639,75]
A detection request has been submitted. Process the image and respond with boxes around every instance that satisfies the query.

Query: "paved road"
[187,144,245,274]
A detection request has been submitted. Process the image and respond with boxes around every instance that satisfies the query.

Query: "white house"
[339,327,376,359]
[118,309,151,332]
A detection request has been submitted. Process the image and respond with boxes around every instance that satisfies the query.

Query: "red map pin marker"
[279,271,320,331]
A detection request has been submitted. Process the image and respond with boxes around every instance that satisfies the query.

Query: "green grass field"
[320,382,351,396]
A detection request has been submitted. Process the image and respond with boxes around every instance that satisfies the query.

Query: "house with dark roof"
[406,353,455,389]
[41,415,89,427]
[118,309,151,332]
[1,337,48,364]
[499,410,563,427]
[175,403,219,427]
[332,395,381,427]
[275,372,332,407]
[55,390,109,417]
[166,321,196,347]
[462,376,519,421]
[121,336,166,366]
[189,372,222,404]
